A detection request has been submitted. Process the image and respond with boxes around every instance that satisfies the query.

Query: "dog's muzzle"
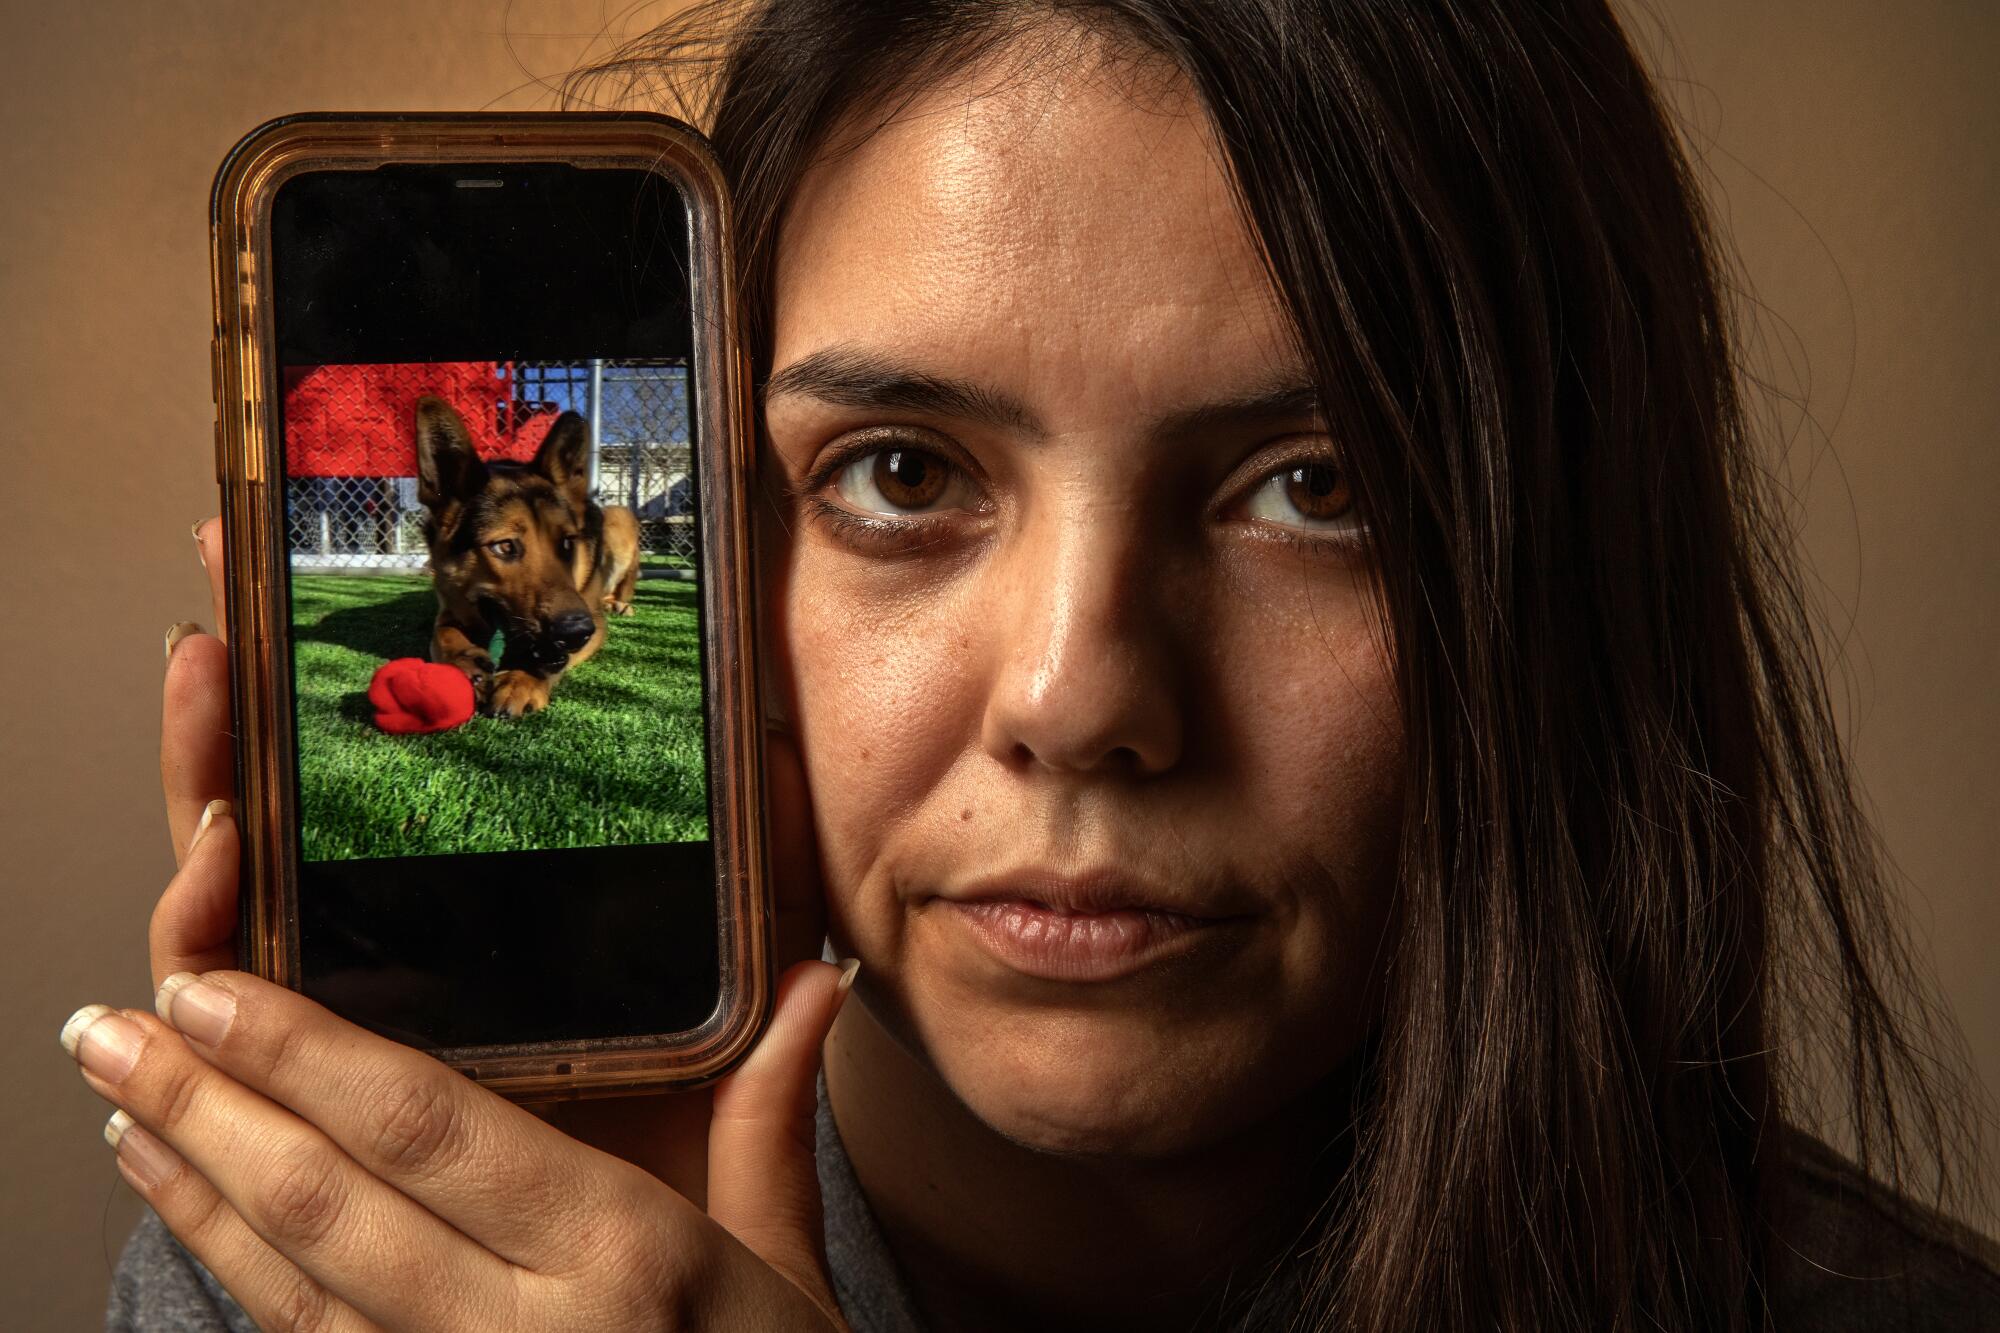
[524,640,572,671]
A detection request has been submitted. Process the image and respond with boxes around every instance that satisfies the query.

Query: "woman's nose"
[977,504,1185,778]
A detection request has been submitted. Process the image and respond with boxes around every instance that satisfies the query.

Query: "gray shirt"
[107,1076,2000,1330]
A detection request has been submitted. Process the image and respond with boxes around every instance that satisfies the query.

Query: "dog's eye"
[559,535,577,559]
[487,539,522,561]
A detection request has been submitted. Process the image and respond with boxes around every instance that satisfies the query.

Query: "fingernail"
[836,957,861,997]
[188,799,230,854]
[192,520,208,569]
[165,621,202,662]
[154,972,197,1023]
[61,1004,114,1058]
[160,974,236,1047]
[106,1111,181,1191]
[64,1006,145,1083]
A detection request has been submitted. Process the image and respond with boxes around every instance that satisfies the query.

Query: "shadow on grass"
[297,586,437,660]
[292,573,711,854]
[557,673,700,713]
[296,581,695,667]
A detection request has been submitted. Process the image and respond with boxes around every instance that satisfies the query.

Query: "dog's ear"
[415,396,486,508]
[532,411,592,501]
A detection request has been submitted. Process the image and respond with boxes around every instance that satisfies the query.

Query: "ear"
[532,412,591,499]
[415,396,486,508]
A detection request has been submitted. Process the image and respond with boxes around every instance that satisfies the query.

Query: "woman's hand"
[157,518,834,1199]
[108,513,856,1325]
[64,959,856,1330]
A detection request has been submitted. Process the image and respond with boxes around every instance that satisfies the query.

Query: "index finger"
[162,630,234,864]
[194,516,227,641]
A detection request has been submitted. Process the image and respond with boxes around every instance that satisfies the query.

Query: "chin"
[954,1068,1208,1159]
[921,999,1284,1159]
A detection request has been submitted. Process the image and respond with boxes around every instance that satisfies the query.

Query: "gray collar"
[815,1068,932,1333]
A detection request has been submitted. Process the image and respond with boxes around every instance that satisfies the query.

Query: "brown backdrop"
[3,1,1993,1323]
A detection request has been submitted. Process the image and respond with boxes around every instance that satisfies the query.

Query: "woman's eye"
[830,446,970,516]
[1244,460,1362,533]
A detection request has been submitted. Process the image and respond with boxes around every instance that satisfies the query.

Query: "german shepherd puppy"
[414,395,641,718]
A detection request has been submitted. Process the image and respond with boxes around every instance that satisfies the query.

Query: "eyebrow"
[761,342,1323,440]
[1149,380,1324,440]
[762,345,1040,434]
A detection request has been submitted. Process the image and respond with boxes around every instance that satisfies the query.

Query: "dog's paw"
[464,657,494,703]
[602,596,635,617]
[434,653,495,704]
[486,669,552,719]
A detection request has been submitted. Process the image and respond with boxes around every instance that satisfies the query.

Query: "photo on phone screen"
[267,162,722,1051]
[282,358,704,859]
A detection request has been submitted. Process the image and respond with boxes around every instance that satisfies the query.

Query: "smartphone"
[208,113,770,1100]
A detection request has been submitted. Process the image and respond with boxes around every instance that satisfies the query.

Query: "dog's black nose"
[550,612,596,653]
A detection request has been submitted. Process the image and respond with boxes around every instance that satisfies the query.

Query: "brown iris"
[873,449,948,509]
[1284,462,1352,520]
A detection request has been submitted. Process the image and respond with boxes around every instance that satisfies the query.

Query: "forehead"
[770,32,1299,413]
[466,471,572,530]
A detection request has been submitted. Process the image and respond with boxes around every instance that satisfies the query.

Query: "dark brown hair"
[566,2,1990,1327]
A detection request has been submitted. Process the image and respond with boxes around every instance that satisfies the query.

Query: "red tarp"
[282,362,562,478]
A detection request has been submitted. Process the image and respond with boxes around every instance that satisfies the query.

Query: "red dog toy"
[368,658,476,734]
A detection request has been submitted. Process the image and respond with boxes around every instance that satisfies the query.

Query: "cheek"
[783,557,981,886]
[1250,635,1401,851]
[444,551,495,589]
[1220,597,1405,976]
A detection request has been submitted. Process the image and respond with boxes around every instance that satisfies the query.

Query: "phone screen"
[269,163,720,1052]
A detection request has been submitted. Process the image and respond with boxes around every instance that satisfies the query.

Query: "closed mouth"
[939,867,1250,922]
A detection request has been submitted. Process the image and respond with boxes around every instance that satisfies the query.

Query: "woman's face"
[762,41,1405,1156]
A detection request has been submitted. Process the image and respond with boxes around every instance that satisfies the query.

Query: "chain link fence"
[283,359,695,574]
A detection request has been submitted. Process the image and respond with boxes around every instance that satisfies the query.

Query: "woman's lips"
[939,897,1238,982]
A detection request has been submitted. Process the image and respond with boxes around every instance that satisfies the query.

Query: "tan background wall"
[2,1,1992,1323]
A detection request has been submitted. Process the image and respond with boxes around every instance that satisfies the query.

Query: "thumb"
[707,954,860,1303]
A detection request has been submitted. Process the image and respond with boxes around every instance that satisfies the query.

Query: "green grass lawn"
[289,573,707,861]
